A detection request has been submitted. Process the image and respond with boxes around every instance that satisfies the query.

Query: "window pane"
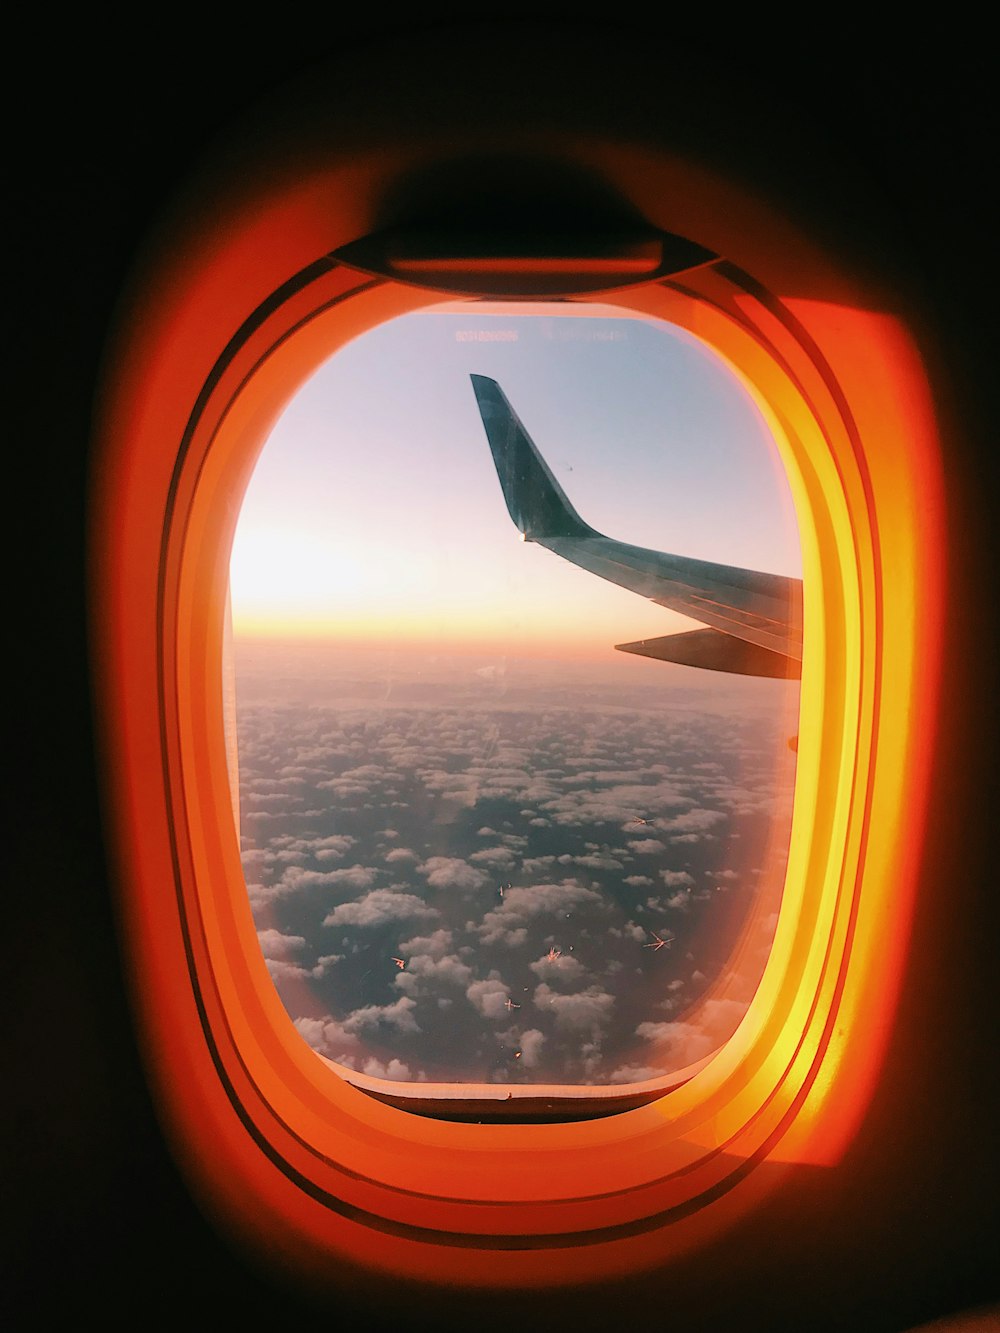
[230,307,801,1088]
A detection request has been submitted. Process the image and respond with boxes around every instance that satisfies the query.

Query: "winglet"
[471,375,597,540]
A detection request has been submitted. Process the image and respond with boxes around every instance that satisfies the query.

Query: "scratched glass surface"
[229,309,801,1086]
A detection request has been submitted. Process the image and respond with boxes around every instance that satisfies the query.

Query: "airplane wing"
[471,374,803,679]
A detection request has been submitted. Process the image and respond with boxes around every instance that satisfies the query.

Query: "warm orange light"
[89,142,946,1303]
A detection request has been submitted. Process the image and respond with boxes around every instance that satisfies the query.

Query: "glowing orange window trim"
[90,199,944,1297]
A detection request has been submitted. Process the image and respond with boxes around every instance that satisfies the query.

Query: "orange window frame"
[89,170,945,1300]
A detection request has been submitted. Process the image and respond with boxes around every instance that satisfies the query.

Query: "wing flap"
[616,629,801,679]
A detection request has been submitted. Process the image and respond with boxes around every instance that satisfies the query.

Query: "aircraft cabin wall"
[7,23,998,1333]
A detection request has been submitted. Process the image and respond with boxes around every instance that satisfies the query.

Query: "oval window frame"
[90,180,945,1294]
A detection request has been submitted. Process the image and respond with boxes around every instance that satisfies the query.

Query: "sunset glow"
[229,306,801,655]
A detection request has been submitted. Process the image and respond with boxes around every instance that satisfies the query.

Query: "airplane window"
[228,306,801,1093]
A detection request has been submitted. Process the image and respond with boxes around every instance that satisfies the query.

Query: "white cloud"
[519,1028,546,1069]
[522,856,556,875]
[293,1015,361,1060]
[570,853,624,871]
[607,1064,666,1084]
[477,881,602,946]
[280,863,378,895]
[395,949,473,995]
[533,983,614,1031]
[660,808,726,835]
[384,846,418,863]
[529,952,587,985]
[305,834,357,861]
[469,845,517,870]
[256,928,306,959]
[542,781,690,828]
[418,856,489,892]
[635,998,748,1066]
[323,889,437,928]
[343,995,420,1034]
[397,928,454,957]
[660,870,695,888]
[361,1057,413,1081]
[466,976,511,1019]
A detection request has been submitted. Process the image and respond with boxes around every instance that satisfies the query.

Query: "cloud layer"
[237,652,797,1086]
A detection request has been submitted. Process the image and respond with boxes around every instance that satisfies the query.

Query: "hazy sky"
[229,305,801,656]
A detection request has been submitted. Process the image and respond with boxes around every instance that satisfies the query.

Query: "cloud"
[469,845,518,870]
[256,928,306,959]
[477,881,603,946]
[306,834,357,860]
[264,957,314,982]
[323,889,438,928]
[522,855,556,875]
[622,921,647,943]
[529,952,587,985]
[660,870,695,888]
[397,928,454,957]
[395,948,473,995]
[360,1057,414,1081]
[659,808,726,836]
[533,983,614,1031]
[415,770,480,807]
[293,1015,361,1060]
[635,1020,714,1063]
[242,792,304,809]
[628,838,667,854]
[417,856,489,892]
[244,777,303,793]
[569,852,624,871]
[384,846,418,863]
[277,863,379,897]
[541,780,690,829]
[343,995,420,1034]
[606,1064,667,1084]
[315,779,374,799]
[624,875,654,887]
[635,998,749,1066]
[466,976,511,1019]
[519,1028,546,1069]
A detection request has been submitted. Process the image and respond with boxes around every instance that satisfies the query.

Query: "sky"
[229,304,801,657]
[229,303,802,1089]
